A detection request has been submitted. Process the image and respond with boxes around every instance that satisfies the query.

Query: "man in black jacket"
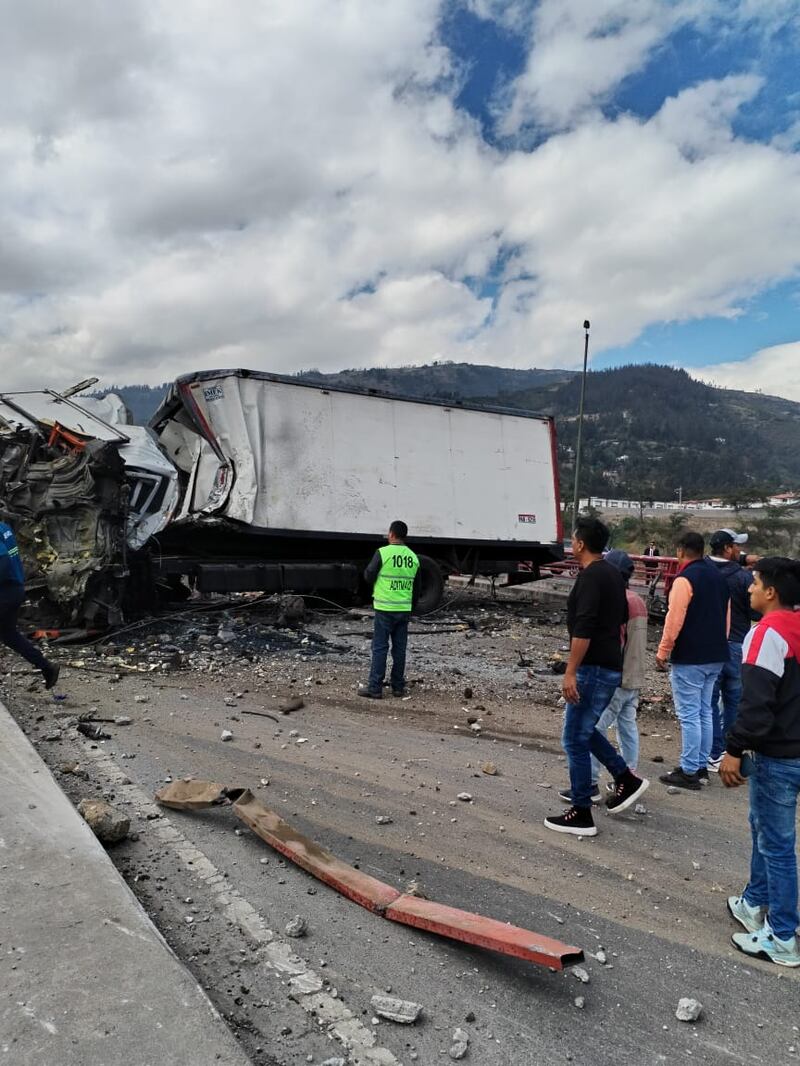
[544,517,648,837]
[721,557,800,967]
[708,529,757,770]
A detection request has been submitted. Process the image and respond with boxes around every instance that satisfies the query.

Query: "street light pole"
[571,320,591,529]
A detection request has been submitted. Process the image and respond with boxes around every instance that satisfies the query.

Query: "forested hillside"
[489,364,800,501]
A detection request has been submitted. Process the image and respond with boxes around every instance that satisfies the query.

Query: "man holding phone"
[721,556,800,967]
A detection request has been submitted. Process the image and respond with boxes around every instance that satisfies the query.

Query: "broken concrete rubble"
[77,798,130,844]
[369,995,423,1024]
[675,998,703,1022]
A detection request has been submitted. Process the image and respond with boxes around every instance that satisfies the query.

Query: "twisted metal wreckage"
[0,383,179,627]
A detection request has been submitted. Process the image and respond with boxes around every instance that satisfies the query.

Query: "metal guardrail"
[540,551,680,619]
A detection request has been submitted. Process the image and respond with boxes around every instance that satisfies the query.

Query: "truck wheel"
[415,555,444,614]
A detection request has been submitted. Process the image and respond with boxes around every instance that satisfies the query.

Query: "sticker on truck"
[202,385,224,402]
[518,513,537,524]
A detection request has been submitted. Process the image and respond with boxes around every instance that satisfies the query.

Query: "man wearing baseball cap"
[707,530,759,772]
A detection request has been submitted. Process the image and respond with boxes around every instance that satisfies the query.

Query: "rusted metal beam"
[385,893,583,970]
[155,779,583,970]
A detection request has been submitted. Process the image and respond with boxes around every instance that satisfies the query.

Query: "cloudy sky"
[2,0,800,397]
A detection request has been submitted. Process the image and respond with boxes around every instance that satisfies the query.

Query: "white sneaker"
[727,895,767,933]
[707,756,723,773]
[732,923,800,967]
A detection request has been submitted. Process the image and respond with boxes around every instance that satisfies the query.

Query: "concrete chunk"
[77,799,130,844]
[370,995,423,1024]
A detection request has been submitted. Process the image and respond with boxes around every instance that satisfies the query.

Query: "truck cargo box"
[151,369,561,550]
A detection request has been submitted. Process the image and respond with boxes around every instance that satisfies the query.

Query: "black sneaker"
[698,768,709,784]
[392,688,408,698]
[358,686,382,700]
[544,806,597,837]
[606,771,650,814]
[558,785,602,805]
[42,662,60,690]
[659,767,702,791]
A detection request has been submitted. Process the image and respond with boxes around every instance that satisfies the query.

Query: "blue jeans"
[562,665,627,808]
[743,753,800,940]
[710,642,743,760]
[670,662,725,774]
[368,611,410,693]
[590,687,639,783]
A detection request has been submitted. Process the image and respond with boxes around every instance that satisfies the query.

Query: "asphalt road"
[5,599,800,1066]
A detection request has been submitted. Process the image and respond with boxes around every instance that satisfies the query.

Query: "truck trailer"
[147,370,563,613]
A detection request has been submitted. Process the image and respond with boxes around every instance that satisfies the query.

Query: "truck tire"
[415,555,444,614]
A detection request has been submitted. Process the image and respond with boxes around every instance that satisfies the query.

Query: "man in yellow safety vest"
[359,520,420,699]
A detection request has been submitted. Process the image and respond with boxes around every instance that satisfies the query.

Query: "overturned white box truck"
[0,370,563,623]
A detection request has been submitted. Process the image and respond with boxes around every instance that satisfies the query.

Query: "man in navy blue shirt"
[0,521,59,687]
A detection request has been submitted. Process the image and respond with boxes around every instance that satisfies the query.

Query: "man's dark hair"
[677,531,704,557]
[753,556,800,607]
[573,517,609,554]
[389,520,408,540]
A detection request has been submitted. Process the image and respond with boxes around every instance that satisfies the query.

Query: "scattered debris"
[595,949,607,965]
[77,798,130,844]
[463,686,473,700]
[481,763,498,776]
[77,722,110,740]
[133,694,150,704]
[652,755,664,763]
[114,715,133,726]
[220,730,233,742]
[285,915,308,938]
[457,792,472,802]
[574,996,585,1009]
[242,709,280,723]
[280,696,305,714]
[676,998,703,1022]
[572,967,590,984]
[634,803,647,815]
[449,1027,470,1059]
[375,815,393,825]
[369,995,423,1024]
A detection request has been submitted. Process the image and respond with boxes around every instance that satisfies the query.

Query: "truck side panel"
[179,376,559,545]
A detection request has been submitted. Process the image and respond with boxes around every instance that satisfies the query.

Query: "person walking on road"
[0,520,59,688]
[707,529,757,772]
[656,531,730,791]
[359,520,420,700]
[558,549,647,804]
[721,557,800,967]
[545,518,649,837]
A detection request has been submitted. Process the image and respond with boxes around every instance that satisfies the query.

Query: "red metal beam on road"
[230,789,401,913]
[385,893,582,970]
[156,780,584,970]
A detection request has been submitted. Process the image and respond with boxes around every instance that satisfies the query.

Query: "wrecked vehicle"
[0,385,179,625]
[0,370,562,624]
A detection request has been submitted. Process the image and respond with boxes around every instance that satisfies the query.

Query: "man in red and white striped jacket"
[721,556,800,968]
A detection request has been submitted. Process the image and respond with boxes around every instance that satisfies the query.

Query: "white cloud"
[0,1,799,390]
[696,341,800,402]
[498,0,709,134]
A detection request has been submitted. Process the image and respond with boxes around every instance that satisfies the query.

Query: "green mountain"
[296,363,573,399]
[487,364,800,501]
